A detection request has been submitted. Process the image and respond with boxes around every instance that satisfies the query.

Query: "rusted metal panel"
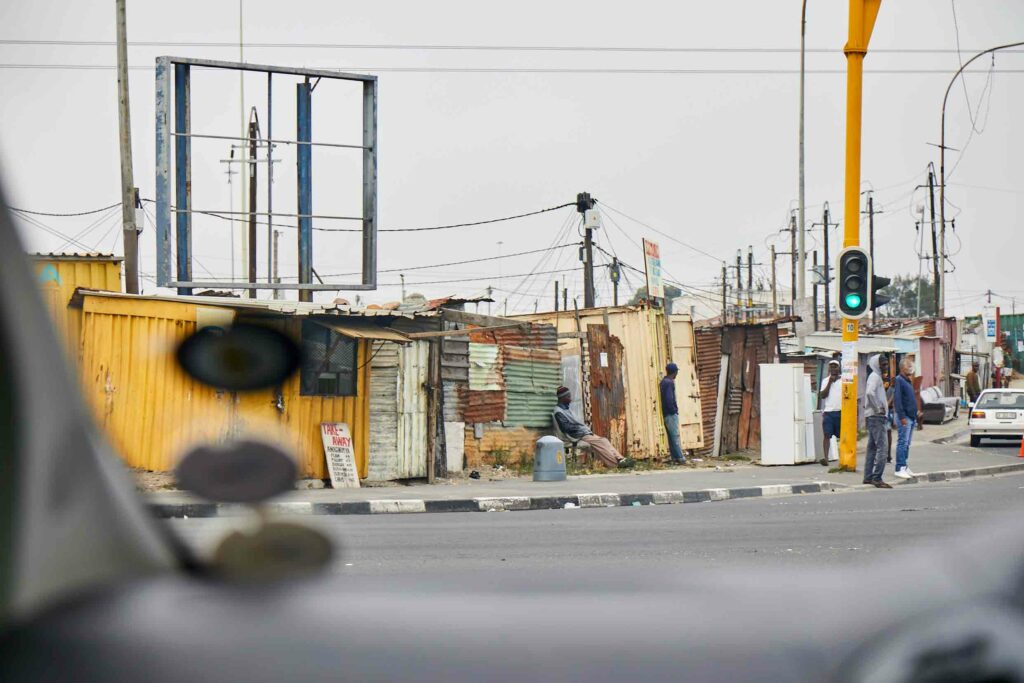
[586,324,627,456]
[464,390,505,423]
[695,328,723,455]
[468,342,503,390]
[469,323,558,348]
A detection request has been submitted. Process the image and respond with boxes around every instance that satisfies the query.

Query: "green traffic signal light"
[845,293,863,309]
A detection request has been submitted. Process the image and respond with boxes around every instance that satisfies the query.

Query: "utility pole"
[822,202,832,331]
[611,257,620,306]
[577,192,596,308]
[864,191,878,324]
[554,280,559,312]
[735,249,743,322]
[790,212,798,317]
[247,119,258,298]
[115,0,139,294]
[927,164,941,317]
[747,245,754,322]
[271,229,281,300]
[400,274,406,302]
[563,287,568,313]
[771,245,778,315]
[721,263,728,324]
[798,0,808,310]
[812,250,820,331]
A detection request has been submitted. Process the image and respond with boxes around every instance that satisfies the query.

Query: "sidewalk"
[150,416,1021,517]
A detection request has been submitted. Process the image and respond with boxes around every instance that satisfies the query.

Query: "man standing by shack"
[863,354,892,488]
[660,363,687,466]
[966,361,982,404]
[818,359,842,466]
[552,387,634,469]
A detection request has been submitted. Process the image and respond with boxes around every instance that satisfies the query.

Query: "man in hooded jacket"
[863,354,892,488]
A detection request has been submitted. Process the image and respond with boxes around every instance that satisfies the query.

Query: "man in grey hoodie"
[863,354,892,488]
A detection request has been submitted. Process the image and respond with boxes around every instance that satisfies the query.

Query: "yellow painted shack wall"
[77,295,370,478]
[33,257,122,360]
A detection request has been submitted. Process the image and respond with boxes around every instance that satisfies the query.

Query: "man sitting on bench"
[552,386,634,469]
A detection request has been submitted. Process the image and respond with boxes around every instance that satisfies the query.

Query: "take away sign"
[321,422,360,489]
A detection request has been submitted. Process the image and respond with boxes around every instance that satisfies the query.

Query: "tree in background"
[879,274,936,319]
[627,284,682,309]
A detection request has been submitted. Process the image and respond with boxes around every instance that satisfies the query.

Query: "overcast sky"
[1,0,1021,316]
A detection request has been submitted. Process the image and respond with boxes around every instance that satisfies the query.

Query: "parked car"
[919,386,960,424]
[968,389,1024,447]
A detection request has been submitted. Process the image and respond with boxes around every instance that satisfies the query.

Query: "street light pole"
[939,40,1024,318]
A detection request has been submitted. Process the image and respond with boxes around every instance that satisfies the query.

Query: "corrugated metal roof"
[31,252,123,262]
[314,318,411,343]
[70,288,431,319]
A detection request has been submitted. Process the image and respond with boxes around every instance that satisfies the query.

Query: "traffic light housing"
[837,247,870,319]
[870,273,891,312]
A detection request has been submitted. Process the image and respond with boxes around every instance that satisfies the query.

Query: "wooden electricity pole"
[116,0,139,293]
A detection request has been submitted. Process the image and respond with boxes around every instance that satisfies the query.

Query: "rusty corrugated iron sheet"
[469,323,558,348]
[587,324,627,455]
[695,327,723,455]
[503,345,560,428]
[464,390,506,423]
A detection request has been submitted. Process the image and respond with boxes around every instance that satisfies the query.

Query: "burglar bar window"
[300,320,358,396]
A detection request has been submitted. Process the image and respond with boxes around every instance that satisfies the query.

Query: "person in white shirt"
[818,359,842,466]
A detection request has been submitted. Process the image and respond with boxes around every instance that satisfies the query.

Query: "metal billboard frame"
[155,56,378,294]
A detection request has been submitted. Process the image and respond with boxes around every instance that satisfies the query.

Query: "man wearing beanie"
[552,386,634,468]
[660,362,687,465]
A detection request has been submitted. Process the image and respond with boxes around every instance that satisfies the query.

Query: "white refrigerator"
[759,364,816,465]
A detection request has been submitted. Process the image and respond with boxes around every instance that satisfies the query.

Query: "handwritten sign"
[321,422,360,489]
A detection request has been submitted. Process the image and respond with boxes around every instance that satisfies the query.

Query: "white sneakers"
[893,468,915,479]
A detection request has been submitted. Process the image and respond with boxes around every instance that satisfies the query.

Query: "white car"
[968,389,1024,447]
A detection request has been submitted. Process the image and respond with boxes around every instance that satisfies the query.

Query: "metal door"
[586,324,627,456]
[669,316,706,448]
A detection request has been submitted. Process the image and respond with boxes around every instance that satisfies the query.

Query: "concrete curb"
[150,462,1024,519]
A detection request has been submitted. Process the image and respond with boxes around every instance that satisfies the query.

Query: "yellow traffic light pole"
[839,0,881,472]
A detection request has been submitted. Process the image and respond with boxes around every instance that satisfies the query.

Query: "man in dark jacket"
[660,363,687,465]
[552,387,634,468]
[893,358,918,479]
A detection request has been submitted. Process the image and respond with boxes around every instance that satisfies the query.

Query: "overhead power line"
[132,198,575,233]
[2,39,1022,54]
[8,201,122,217]
[2,64,1022,75]
[304,243,577,279]
[598,201,724,264]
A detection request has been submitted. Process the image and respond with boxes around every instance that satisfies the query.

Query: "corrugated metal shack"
[32,252,123,356]
[513,305,703,460]
[364,297,560,477]
[693,322,781,456]
[69,290,415,479]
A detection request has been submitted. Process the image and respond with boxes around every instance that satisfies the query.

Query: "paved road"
[171,473,1024,575]
[965,434,1023,457]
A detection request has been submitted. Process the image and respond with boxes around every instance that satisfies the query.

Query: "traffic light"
[837,247,870,319]
[870,273,891,312]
